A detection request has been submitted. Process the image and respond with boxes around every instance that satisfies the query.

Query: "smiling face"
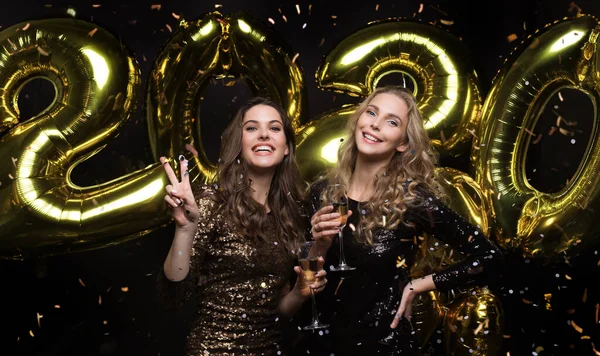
[354,92,410,163]
[240,104,289,175]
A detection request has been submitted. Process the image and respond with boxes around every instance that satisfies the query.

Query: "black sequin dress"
[158,186,296,355]
[297,180,503,355]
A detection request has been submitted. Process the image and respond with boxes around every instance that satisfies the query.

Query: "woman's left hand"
[390,275,436,329]
[293,257,328,300]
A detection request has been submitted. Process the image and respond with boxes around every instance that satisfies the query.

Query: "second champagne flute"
[298,241,329,330]
[330,194,356,271]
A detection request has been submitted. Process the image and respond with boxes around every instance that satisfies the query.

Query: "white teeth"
[253,145,273,152]
[363,133,380,142]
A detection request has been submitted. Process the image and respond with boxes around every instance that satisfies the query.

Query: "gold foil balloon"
[146,11,306,184]
[296,104,357,182]
[471,14,600,260]
[412,291,444,350]
[315,18,483,157]
[444,287,503,356]
[0,19,170,259]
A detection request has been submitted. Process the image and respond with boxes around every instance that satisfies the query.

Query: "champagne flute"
[298,241,328,330]
[329,194,356,271]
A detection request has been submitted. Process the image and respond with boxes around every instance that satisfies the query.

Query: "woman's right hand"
[161,155,199,230]
[310,206,352,249]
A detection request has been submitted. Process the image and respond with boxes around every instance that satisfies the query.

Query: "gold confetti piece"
[524,128,536,137]
[151,4,161,10]
[172,13,180,20]
[103,320,108,325]
[79,278,86,287]
[571,320,583,333]
[548,126,557,136]
[29,330,34,337]
[215,4,222,8]
[54,305,60,309]
[121,286,129,292]
[98,295,102,305]
[558,91,564,101]
[92,4,101,8]
[166,24,172,33]
[66,8,76,17]
[565,274,572,280]
[502,334,511,338]
[468,235,474,243]
[319,38,325,47]
[559,127,575,136]
[142,54,147,62]
[583,288,588,303]
[296,4,300,14]
[375,4,379,11]
[37,312,43,327]
[593,342,600,356]
[418,3,424,13]
[308,4,312,14]
[88,28,98,37]
[396,257,406,268]
[22,23,30,31]
[334,278,344,296]
[440,19,454,26]
[522,298,532,304]
[268,18,275,25]
[507,34,518,43]
[331,15,337,19]
[282,15,287,23]
[582,335,591,340]
[37,46,49,56]
[567,308,576,314]
[533,134,543,144]
[473,318,488,334]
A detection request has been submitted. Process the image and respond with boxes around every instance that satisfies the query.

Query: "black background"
[2,0,600,355]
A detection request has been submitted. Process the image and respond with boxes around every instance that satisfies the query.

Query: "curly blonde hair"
[322,86,441,244]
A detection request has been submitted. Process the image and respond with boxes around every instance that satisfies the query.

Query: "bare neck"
[347,155,389,202]
[248,171,274,210]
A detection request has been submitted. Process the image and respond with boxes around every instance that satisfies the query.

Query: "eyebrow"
[243,119,283,126]
[367,104,402,122]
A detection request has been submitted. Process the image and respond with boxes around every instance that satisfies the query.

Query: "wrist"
[175,221,198,234]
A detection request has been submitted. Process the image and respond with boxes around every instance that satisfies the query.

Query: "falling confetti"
[292,53,300,63]
[151,4,162,10]
[121,286,129,292]
[78,278,86,287]
[37,312,43,327]
[87,28,98,37]
[22,23,30,31]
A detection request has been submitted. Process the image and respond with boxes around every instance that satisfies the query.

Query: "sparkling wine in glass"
[330,195,355,271]
[298,241,328,330]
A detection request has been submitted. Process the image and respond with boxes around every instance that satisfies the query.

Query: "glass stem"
[310,288,321,326]
[338,230,348,267]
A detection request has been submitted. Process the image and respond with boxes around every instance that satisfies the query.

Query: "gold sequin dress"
[158,186,295,355]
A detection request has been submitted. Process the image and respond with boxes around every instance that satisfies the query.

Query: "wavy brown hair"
[322,86,442,245]
[215,97,304,252]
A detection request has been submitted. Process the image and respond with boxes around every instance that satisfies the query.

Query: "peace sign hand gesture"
[161,155,199,230]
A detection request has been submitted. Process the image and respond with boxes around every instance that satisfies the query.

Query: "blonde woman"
[305,86,503,355]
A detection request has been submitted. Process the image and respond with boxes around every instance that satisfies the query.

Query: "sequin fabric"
[158,185,295,355]
[296,180,503,355]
